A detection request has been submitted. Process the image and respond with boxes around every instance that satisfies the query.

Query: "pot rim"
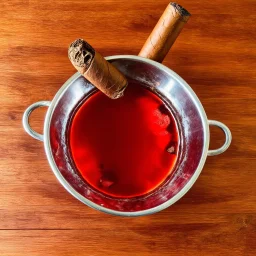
[43,55,209,216]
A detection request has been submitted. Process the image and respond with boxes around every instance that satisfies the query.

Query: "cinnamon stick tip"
[170,2,191,17]
[68,38,95,71]
[111,84,128,99]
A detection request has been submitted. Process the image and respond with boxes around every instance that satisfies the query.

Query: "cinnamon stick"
[68,39,128,99]
[138,2,191,63]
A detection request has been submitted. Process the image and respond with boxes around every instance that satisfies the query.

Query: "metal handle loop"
[208,120,232,156]
[22,101,51,141]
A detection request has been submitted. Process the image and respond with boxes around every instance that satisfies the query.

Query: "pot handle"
[208,120,232,156]
[22,101,51,142]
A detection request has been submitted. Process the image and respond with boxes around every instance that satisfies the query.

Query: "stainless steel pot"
[23,55,232,216]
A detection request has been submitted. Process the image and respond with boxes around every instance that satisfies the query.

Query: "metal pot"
[23,55,232,216]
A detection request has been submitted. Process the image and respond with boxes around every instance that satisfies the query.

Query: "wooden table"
[1,0,255,255]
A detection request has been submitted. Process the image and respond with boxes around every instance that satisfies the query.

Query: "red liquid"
[69,83,179,198]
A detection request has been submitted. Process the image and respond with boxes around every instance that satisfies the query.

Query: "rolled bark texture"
[69,39,128,99]
[139,2,191,63]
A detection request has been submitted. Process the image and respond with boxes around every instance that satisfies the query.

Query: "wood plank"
[0,0,255,255]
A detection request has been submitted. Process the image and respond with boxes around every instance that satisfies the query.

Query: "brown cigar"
[139,2,191,63]
[68,39,128,99]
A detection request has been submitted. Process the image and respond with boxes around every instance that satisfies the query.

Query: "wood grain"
[0,0,255,255]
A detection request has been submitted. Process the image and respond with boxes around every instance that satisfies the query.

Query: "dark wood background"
[0,0,255,255]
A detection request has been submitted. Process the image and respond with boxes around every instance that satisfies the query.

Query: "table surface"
[1,0,255,255]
